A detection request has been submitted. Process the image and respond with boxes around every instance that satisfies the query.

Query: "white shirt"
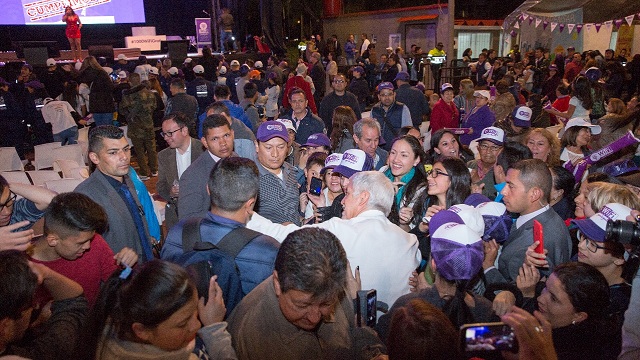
[247,209,421,308]
[361,39,370,55]
[516,205,550,229]
[41,100,76,134]
[175,144,192,179]
[208,151,221,162]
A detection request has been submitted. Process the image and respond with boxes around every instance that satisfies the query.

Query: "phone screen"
[356,290,377,327]
[309,177,323,196]
[462,323,517,352]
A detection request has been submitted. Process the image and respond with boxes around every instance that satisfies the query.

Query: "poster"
[195,18,212,49]
[615,24,634,61]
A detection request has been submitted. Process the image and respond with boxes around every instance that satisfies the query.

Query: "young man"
[29,192,138,307]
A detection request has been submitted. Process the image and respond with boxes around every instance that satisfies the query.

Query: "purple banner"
[195,17,212,49]
[444,128,473,135]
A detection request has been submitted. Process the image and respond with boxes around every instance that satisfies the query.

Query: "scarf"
[385,167,416,207]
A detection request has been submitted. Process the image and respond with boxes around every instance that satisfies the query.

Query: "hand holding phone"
[308,177,323,196]
[356,289,377,327]
[461,322,518,353]
[533,220,544,254]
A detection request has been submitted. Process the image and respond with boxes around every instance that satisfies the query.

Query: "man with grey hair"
[353,118,388,170]
[227,227,385,359]
[247,170,421,308]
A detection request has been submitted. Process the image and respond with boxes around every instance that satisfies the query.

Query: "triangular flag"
[576,24,584,33]
[585,23,593,32]
[604,20,613,29]
[595,23,602,32]
[559,23,565,32]
[568,24,575,33]
[523,13,529,20]
[551,22,558,32]
[535,18,542,28]
[510,29,517,37]
[514,21,520,29]
[625,14,634,26]
[529,17,534,25]
[543,21,549,30]
[614,19,624,29]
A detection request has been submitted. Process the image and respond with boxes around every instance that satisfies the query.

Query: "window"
[457,32,492,58]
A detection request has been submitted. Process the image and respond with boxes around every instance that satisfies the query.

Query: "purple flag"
[559,23,565,32]
[595,23,602,32]
[543,21,549,30]
[614,19,624,29]
[576,24,583,33]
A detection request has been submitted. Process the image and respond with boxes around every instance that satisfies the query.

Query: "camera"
[606,220,640,246]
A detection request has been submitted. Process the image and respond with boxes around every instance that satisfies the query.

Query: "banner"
[195,18,212,49]
[616,25,635,60]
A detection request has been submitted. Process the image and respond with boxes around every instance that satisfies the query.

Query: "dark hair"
[208,157,259,212]
[571,76,593,110]
[275,228,347,301]
[495,141,532,173]
[435,157,471,208]
[88,125,125,154]
[387,299,460,360]
[329,106,357,151]
[556,84,570,96]
[169,78,185,90]
[65,6,76,15]
[387,136,428,226]
[550,165,576,209]
[462,48,472,58]
[288,87,306,100]
[61,81,79,110]
[0,250,38,320]
[305,152,327,171]
[44,193,107,238]
[552,262,610,322]
[512,159,552,203]
[428,129,460,161]
[398,126,419,138]
[561,126,590,153]
[0,174,8,195]
[206,101,231,117]
[585,172,624,185]
[162,112,191,129]
[214,84,231,99]
[79,260,196,360]
[202,114,231,135]
[243,82,258,99]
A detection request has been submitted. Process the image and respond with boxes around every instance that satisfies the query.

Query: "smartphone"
[356,289,377,327]
[309,177,323,196]
[533,220,544,254]
[460,322,518,353]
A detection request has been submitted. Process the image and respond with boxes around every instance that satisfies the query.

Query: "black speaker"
[88,45,114,61]
[23,47,50,66]
[162,40,189,66]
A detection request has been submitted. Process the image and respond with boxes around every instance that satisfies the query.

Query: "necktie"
[119,182,154,261]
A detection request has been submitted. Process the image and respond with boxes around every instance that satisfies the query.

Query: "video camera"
[606,220,640,246]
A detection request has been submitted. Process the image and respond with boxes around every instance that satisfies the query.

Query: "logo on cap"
[483,128,498,136]
[266,124,283,131]
[342,152,359,164]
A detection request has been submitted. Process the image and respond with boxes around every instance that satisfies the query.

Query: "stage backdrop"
[4,0,145,25]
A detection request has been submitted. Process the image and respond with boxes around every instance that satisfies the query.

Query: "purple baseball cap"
[476,202,512,243]
[512,106,532,128]
[321,152,343,175]
[257,121,289,142]
[352,66,365,74]
[377,82,394,92]
[431,223,484,281]
[302,133,331,148]
[332,149,374,178]
[571,203,632,242]
[394,71,410,82]
[428,204,485,236]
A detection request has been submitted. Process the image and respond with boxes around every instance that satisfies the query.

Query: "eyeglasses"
[478,144,502,152]
[428,169,450,179]
[577,231,607,253]
[161,127,184,138]
[332,79,345,84]
[0,191,17,212]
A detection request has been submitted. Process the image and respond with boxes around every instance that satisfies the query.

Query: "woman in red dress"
[62,6,82,61]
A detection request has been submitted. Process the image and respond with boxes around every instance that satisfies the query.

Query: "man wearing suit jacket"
[157,113,204,231]
[75,126,157,262]
[178,114,238,221]
[483,159,571,284]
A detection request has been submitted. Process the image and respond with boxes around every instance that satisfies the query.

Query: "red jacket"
[430,99,459,132]
[282,75,318,114]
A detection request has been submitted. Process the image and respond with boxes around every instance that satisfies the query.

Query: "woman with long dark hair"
[62,6,82,62]
[545,75,592,123]
[76,260,235,359]
[329,105,357,153]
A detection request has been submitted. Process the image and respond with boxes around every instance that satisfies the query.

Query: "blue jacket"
[197,99,252,138]
[161,212,280,295]
[282,108,326,145]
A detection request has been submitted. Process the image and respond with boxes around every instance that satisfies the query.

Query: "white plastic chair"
[51,144,86,166]
[34,142,62,170]
[53,159,89,180]
[26,170,62,187]
[44,178,83,193]
[78,126,90,143]
[0,147,24,171]
[0,171,31,185]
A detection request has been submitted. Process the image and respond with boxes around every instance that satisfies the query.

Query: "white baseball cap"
[321,153,343,174]
[168,67,179,75]
[183,57,193,63]
[148,67,159,75]
[117,54,126,60]
[193,65,205,74]
[46,58,56,67]
[219,66,227,74]
[230,60,240,66]
[275,118,295,132]
[118,71,127,79]
[565,117,602,135]
[478,126,505,145]
[473,90,490,99]
[254,61,263,69]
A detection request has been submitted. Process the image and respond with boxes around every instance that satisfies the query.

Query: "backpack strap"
[216,227,262,258]
[181,217,203,252]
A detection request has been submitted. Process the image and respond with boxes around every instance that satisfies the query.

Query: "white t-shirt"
[176,145,192,179]
[569,96,591,118]
[41,100,77,134]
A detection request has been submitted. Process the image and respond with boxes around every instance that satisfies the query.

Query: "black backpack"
[175,217,261,317]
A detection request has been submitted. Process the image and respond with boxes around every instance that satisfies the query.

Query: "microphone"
[202,10,210,16]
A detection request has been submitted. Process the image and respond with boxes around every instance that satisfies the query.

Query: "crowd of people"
[1,37,640,360]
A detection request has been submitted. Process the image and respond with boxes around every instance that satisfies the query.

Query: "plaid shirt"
[255,162,301,226]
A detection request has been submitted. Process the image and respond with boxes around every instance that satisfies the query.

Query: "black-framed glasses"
[577,231,606,253]
[0,191,17,212]
[478,144,502,152]
[428,169,450,179]
[161,127,184,138]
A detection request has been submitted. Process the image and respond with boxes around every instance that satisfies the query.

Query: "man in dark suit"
[157,113,204,231]
[178,114,238,221]
[75,126,157,262]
